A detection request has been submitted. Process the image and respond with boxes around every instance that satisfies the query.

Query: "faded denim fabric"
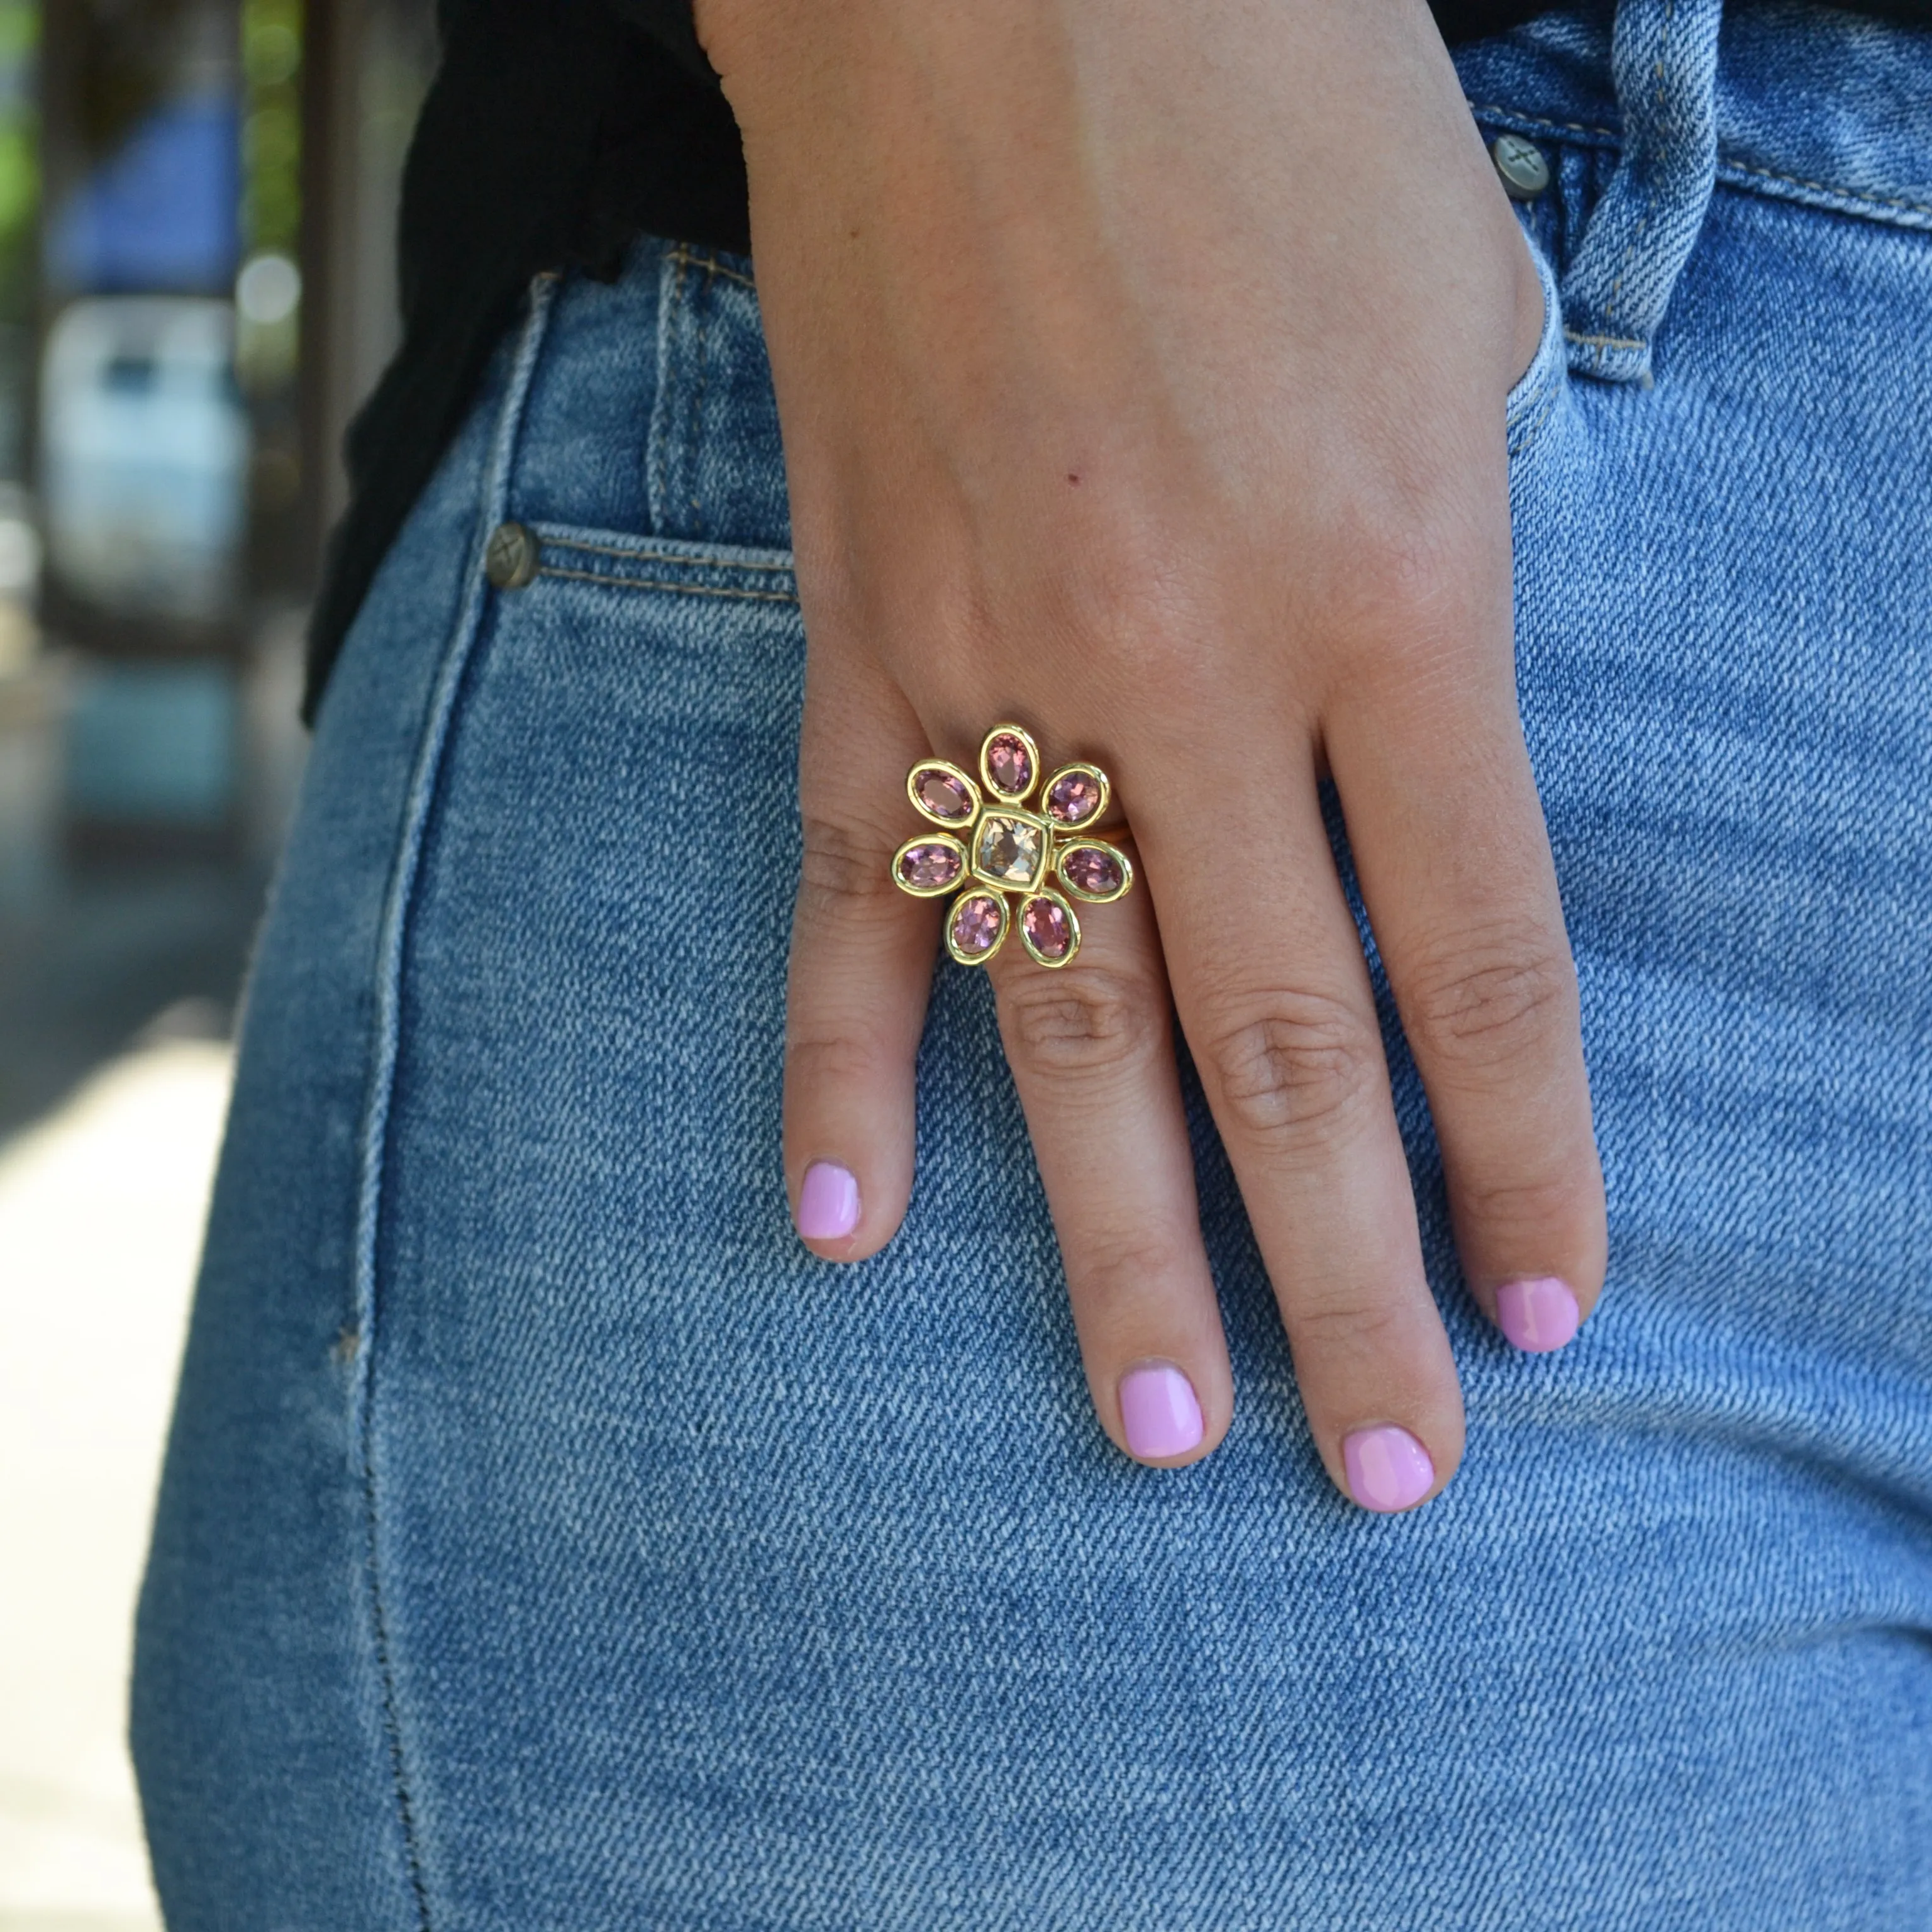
[133,6,1932,1926]
[1552,0,1726,382]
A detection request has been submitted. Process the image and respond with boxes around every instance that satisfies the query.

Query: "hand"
[700,0,1604,1507]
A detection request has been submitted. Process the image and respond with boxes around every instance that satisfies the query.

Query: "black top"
[301,0,1928,718]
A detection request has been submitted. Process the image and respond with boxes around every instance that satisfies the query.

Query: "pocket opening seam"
[541,533,796,574]
[535,563,799,606]
[1472,103,1932,230]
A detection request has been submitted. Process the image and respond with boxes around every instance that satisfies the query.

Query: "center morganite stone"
[1022,896,1073,960]
[1060,845,1124,897]
[1045,770,1102,824]
[986,731,1033,795]
[977,814,1043,886]
[951,894,1004,955]
[897,841,962,891]
[915,768,973,821]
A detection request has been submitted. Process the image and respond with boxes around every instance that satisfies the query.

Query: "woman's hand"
[701,0,1604,1507]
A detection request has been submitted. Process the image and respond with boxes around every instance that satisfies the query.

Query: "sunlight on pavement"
[0,1036,233,1932]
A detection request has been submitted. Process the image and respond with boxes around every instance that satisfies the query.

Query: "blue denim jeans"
[133,6,1932,1925]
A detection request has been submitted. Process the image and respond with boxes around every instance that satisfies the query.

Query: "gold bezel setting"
[979,723,1043,802]
[894,725,1132,969]
[892,831,969,898]
[945,889,1009,965]
[906,759,981,828]
[1055,839,1133,904]
[1018,889,1082,968]
[1040,761,1111,831]
[971,808,1051,894]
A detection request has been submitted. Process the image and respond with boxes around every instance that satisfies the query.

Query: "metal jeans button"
[1491,133,1552,201]
[484,520,540,589]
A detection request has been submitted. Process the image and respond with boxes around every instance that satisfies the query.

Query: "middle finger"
[986,836,1233,1469]
[1141,740,1466,1511]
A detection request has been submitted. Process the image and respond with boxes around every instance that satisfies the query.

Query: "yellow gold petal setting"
[894,724,1132,969]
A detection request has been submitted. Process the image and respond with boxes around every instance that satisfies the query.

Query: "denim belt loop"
[1560,0,1725,384]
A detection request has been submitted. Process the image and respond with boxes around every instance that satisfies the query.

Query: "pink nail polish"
[1119,1363,1204,1461]
[796,1162,860,1241]
[1496,1275,1581,1353]
[1343,1424,1435,1513]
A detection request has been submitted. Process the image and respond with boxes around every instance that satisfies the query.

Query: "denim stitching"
[358,1468,430,1932]
[348,272,564,1932]
[667,245,757,291]
[536,564,799,604]
[1504,248,1562,453]
[538,533,796,574]
[1470,104,1621,143]
[686,277,713,537]
[670,245,757,538]
[1507,377,1563,462]
[652,251,689,537]
[1472,106,1932,225]
[1563,327,1648,348]
[1602,0,1680,339]
[1721,159,1932,218]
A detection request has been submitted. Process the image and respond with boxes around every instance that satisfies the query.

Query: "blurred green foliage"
[238,0,300,396]
[0,0,35,328]
[241,0,299,257]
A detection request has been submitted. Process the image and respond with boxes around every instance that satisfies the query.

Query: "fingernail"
[1343,1424,1435,1513]
[1496,1275,1581,1354]
[1119,1363,1204,1461]
[796,1162,860,1241]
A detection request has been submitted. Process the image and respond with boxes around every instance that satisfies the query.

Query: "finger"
[986,840,1233,1468]
[1327,659,1606,1356]
[783,652,938,1260]
[1143,745,1463,1513]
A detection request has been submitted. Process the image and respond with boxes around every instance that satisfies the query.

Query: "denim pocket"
[645,247,792,553]
[523,521,799,609]
[1506,233,1567,474]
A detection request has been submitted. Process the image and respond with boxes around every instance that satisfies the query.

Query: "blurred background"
[0,3,436,1924]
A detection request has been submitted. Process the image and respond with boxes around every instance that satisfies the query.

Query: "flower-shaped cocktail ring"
[891,724,1134,969]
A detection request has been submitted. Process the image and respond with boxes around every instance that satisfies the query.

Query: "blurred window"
[65,656,235,823]
[41,296,247,623]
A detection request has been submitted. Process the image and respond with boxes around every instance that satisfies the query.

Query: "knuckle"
[784,1018,887,1088]
[1453,1167,1586,1238]
[1097,604,1228,709]
[1195,987,1379,1150]
[1067,1224,1195,1307]
[1317,511,1497,688]
[1287,1291,1414,1363]
[1401,930,1577,1075]
[795,811,902,928]
[999,963,1164,1082]
[1370,526,1477,630]
[1028,540,1221,697]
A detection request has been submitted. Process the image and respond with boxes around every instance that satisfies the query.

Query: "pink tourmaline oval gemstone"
[915,768,972,820]
[986,732,1033,796]
[951,894,1004,955]
[1046,770,1102,823]
[898,841,962,891]
[1061,846,1124,896]
[1022,896,1072,960]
